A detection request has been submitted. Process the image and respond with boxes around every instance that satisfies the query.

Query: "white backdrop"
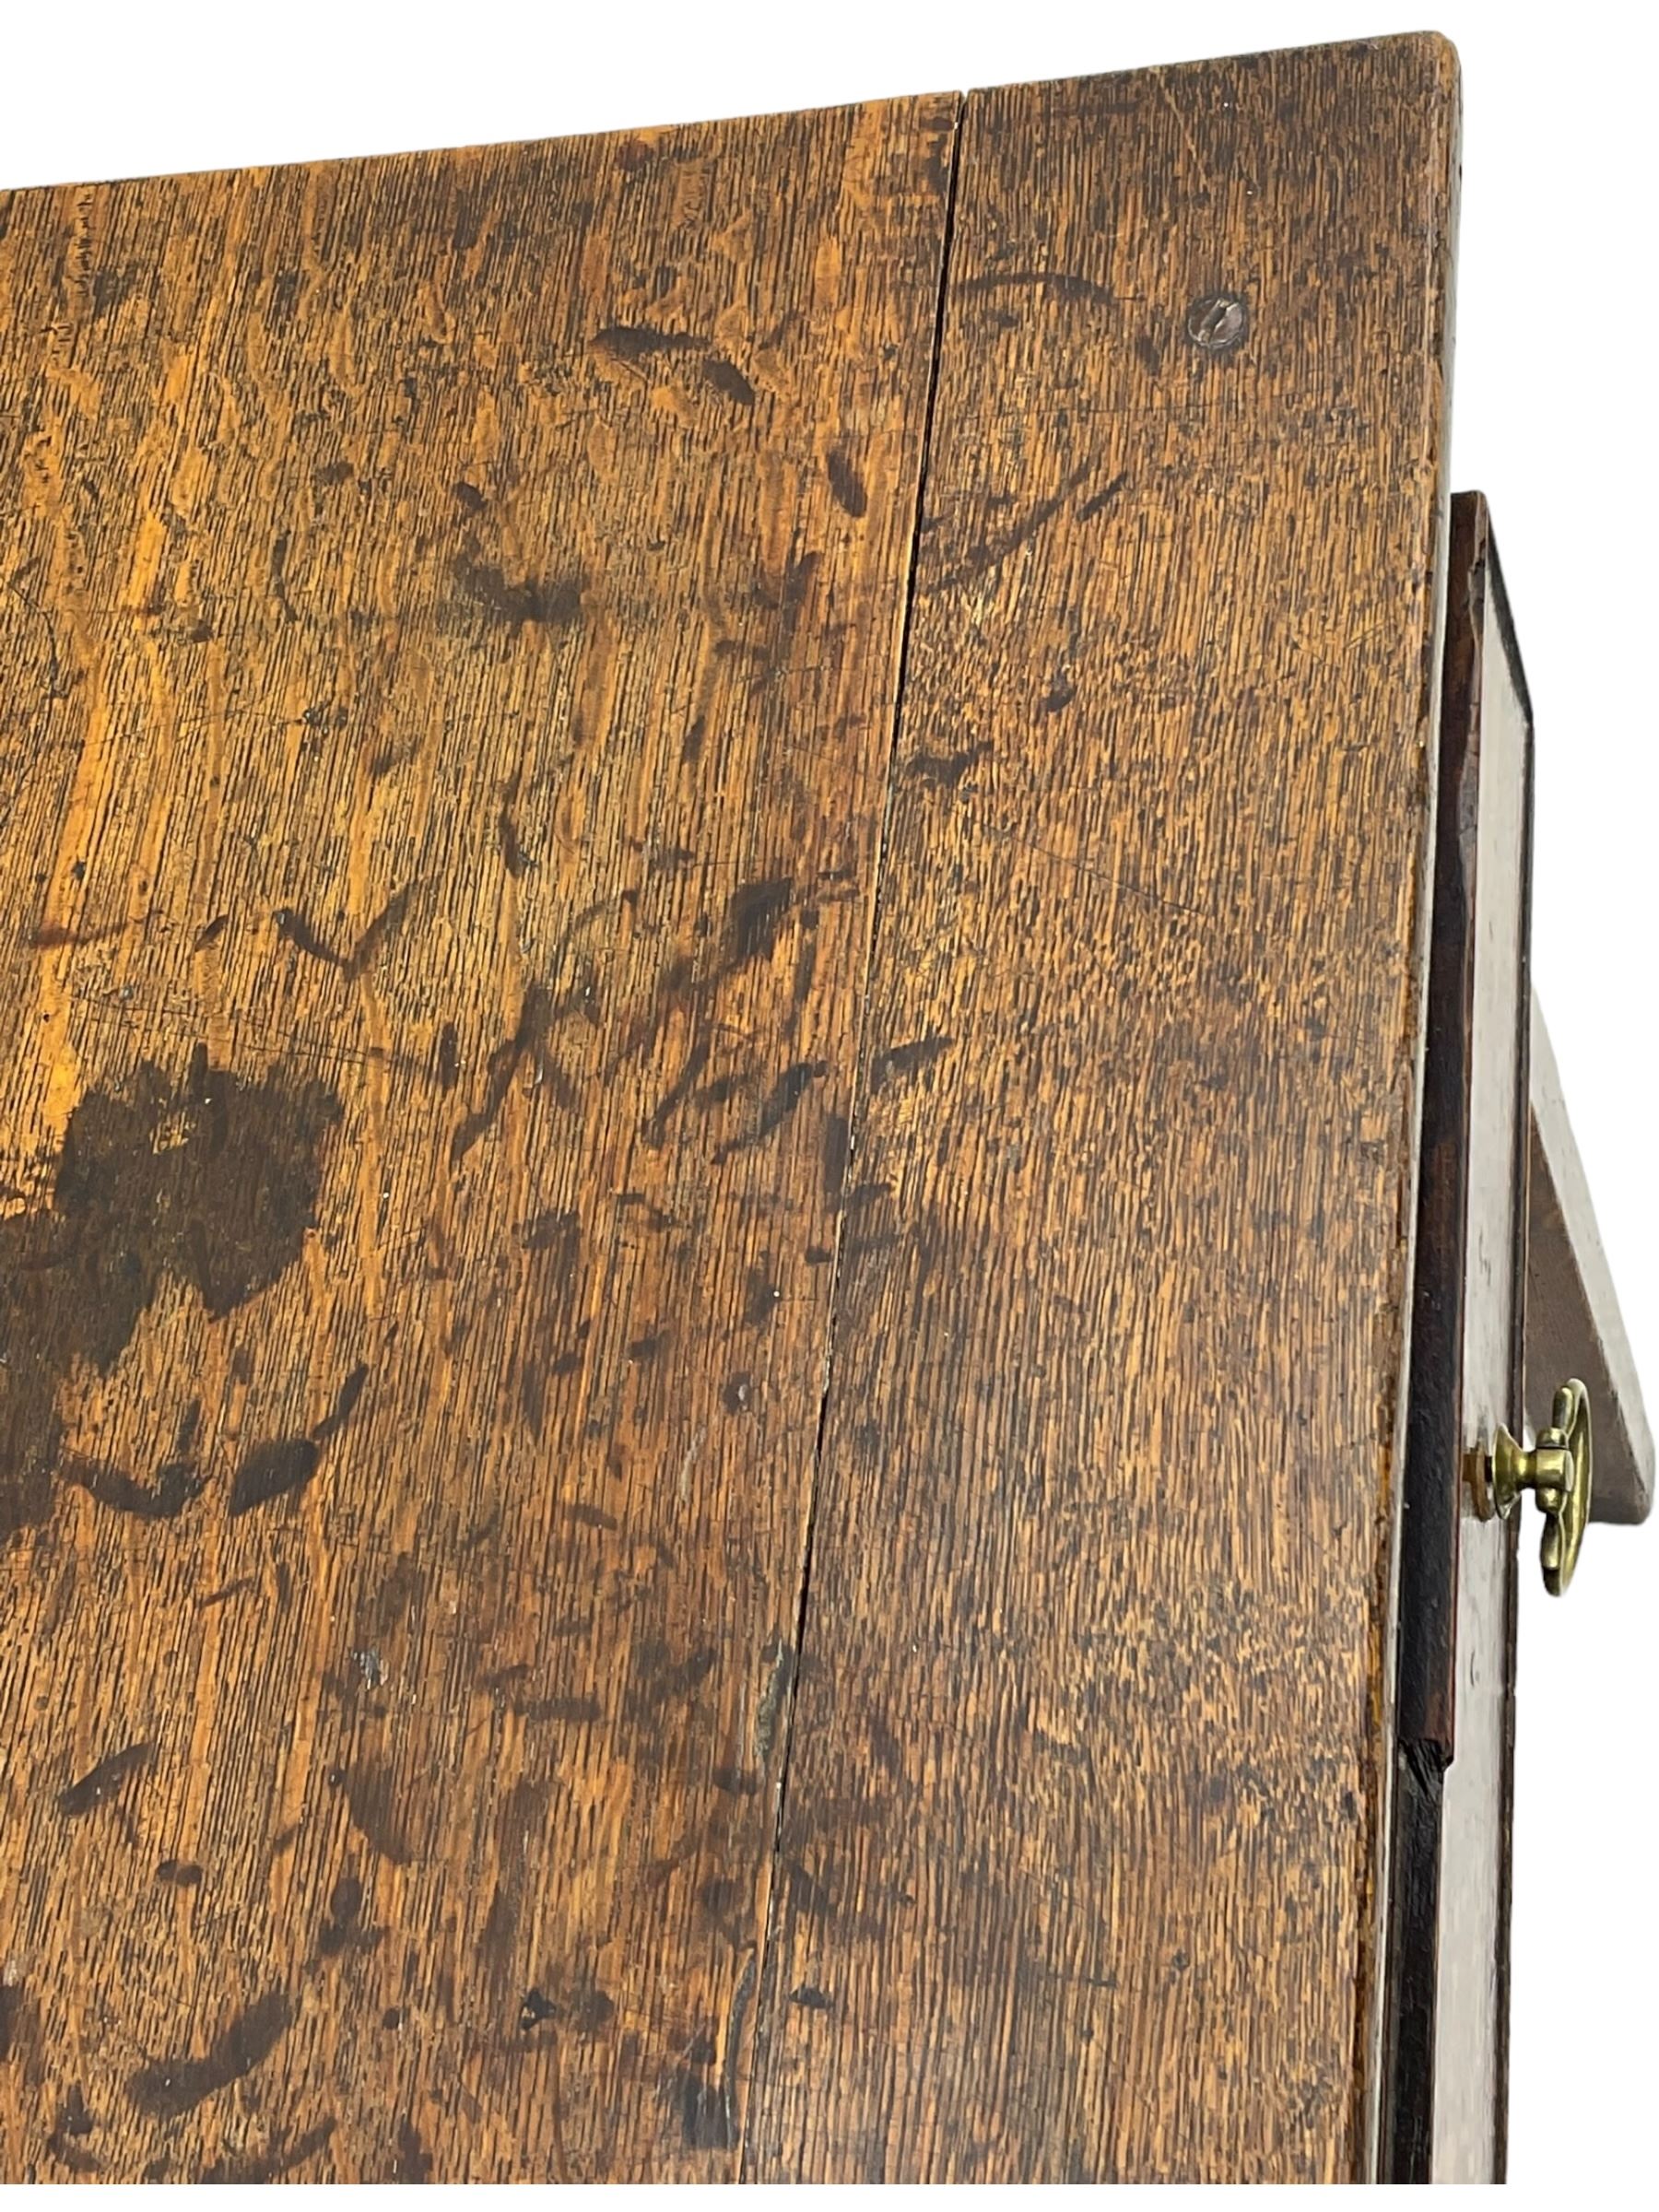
[3,2,1652,2196]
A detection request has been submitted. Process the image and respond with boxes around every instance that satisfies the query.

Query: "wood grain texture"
[0,97,957,2181]
[747,37,1460,2183]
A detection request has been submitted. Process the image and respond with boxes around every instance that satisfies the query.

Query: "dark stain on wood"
[642,1032,712,1149]
[127,1989,294,2121]
[714,1060,826,1161]
[229,1362,368,1515]
[318,1872,369,1958]
[905,744,988,787]
[924,463,1088,593]
[671,2046,735,2151]
[66,1400,205,1522]
[314,1362,369,1444]
[497,796,529,877]
[0,1986,27,2066]
[345,884,417,979]
[433,1020,460,1090]
[821,1111,851,1206]
[593,323,757,412]
[394,2117,432,2183]
[868,1033,952,1088]
[724,877,794,971]
[200,2115,336,2183]
[959,266,1114,305]
[329,1761,415,1866]
[1076,470,1128,522]
[273,905,346,967]
[30,912,150,951]
[592,323,710,365]
[229,1435,318,1514]
[46,2085,100,2174]
[1,1047,339,1545]
[272,884,414,980]
[626,1641,717,1722]
[57,1742,156,1818]
[702,357,756,408]
[269,531,299,623]
[827,448,868,518]
[519,1694,603,1724]
[449,548,583,631]
[520,1206,580,1254]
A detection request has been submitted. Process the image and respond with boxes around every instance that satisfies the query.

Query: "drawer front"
[1383,492,1531,2181]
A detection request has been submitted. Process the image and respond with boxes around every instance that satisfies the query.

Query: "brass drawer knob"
[1480,1378,1594,1594]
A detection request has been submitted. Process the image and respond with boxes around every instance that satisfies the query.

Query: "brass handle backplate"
[1475,1378,1594,1594]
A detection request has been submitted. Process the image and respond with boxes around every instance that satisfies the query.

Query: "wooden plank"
[0,96,958,2182]
[1381,494,1529,2181]
[747,36,1460,2183]
[1528,994,1653,1524]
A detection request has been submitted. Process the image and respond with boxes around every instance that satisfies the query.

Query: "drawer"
[1382,497,1652,2182]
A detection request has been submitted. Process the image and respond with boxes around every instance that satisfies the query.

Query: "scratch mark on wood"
[58,1742,155,1818]
[714,1059,827,1161]
[677,1425,706,1503]
[870,1034,953,1088]
[925,465,1090,593]
[451,982,553,1167]
[30,912,152,951]
[643,1033,711,1150]
[273,885,414,980]
[959,267,1115,305]
[1077,471,1129,522]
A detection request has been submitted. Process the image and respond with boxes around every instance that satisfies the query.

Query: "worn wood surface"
[0,98,958,2181]
[747,36,1461,2183]
[1381,494,1528,2182]
[1,34,1495,2188]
